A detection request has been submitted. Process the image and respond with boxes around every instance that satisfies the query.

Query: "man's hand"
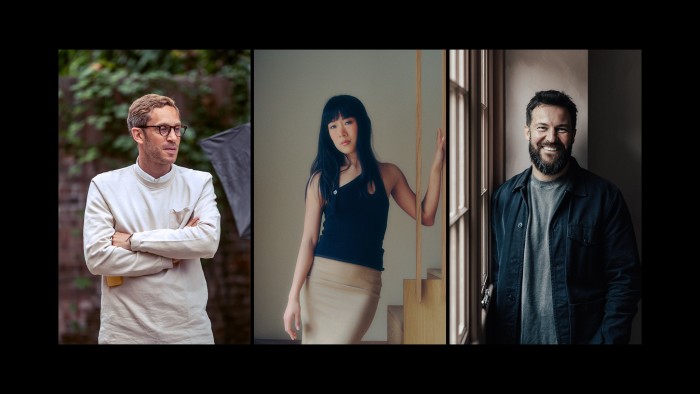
[173,216,200,265]
[108,232,132,287]
[112,231,133,251]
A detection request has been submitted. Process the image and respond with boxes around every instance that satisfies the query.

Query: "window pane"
[459,216,468,337]
[481,194,488,282]
[449,224,458,343]
[462,50,469,91]
[458,93,465,210]
[481,105,488,193]
[450,87,457,217]
[464,93,470,210]
[481,50,487,105]
[458,50,465,87]
[450,50,457,82]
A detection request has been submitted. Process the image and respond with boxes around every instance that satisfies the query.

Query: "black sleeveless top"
[314,172,390,271]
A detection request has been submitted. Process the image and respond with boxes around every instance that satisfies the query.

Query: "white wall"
[253,50,444,341]
[505,50,588,178]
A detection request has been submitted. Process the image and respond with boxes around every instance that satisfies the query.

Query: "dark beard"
[529,139,572,176]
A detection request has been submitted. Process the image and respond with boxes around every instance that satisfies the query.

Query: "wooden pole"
[441,49,447,301]
[415,50,423,303]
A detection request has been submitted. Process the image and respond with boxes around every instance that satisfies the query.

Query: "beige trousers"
[300,257,382,344]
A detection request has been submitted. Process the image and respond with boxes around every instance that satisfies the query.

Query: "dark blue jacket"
[486,158,641,344]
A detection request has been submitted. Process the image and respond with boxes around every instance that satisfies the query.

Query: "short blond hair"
[127,94,180,132]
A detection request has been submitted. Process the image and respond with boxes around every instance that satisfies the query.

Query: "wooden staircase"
[387,269,445,344]
[427,268,442,279]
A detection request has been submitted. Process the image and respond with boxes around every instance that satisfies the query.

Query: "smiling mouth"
[540,144,563,153]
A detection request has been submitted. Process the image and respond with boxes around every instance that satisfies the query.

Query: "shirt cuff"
[130,232,140,251]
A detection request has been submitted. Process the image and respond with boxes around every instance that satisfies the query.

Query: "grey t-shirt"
[520,174,568,344]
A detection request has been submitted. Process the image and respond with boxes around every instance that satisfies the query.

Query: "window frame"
[449,49,504,344]
[449,49,469,344]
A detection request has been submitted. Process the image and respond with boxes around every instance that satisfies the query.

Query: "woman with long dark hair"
[283,95,444,344]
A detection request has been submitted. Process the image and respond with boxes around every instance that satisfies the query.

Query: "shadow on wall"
[588,49,642,345]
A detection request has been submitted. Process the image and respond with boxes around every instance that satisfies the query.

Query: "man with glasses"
[83,93,221,344]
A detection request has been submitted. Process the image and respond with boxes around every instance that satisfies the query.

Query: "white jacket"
[83,160,221,344]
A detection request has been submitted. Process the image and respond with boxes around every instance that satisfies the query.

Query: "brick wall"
[58,78,251,344]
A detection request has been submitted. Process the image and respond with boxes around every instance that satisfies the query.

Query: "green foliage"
[58,50,250,215]
[73,276,92,290]
[70,320,82,333]
[59,50,249,78]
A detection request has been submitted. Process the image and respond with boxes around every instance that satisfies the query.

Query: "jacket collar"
[511,157,588,197]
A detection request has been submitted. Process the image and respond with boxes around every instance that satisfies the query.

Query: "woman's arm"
[386,128,445,226]
[283,173,324,340]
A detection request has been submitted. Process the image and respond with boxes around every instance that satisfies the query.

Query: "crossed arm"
[111,216,199,264]
[83,178,221,278]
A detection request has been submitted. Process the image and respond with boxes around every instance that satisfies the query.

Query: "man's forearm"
[130,219,220,260]
[84,243,173,277]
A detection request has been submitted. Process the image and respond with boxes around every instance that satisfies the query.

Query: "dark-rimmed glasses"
[139,125,187,137]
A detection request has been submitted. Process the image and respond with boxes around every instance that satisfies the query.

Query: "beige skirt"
[300,256,382,344]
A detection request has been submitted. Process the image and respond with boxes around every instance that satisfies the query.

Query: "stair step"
[403,279,446,344]
[387,305,404,344]
[427,268,442,279]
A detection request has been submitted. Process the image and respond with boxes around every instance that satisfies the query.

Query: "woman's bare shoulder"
[307,171,322,190]
[306,171,324,204]
[309,171,321,182]
[379,162,404,178]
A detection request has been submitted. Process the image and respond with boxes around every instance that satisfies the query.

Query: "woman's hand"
[388,127,445,225]
[283,299,301,340]
[433,128,445,167]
